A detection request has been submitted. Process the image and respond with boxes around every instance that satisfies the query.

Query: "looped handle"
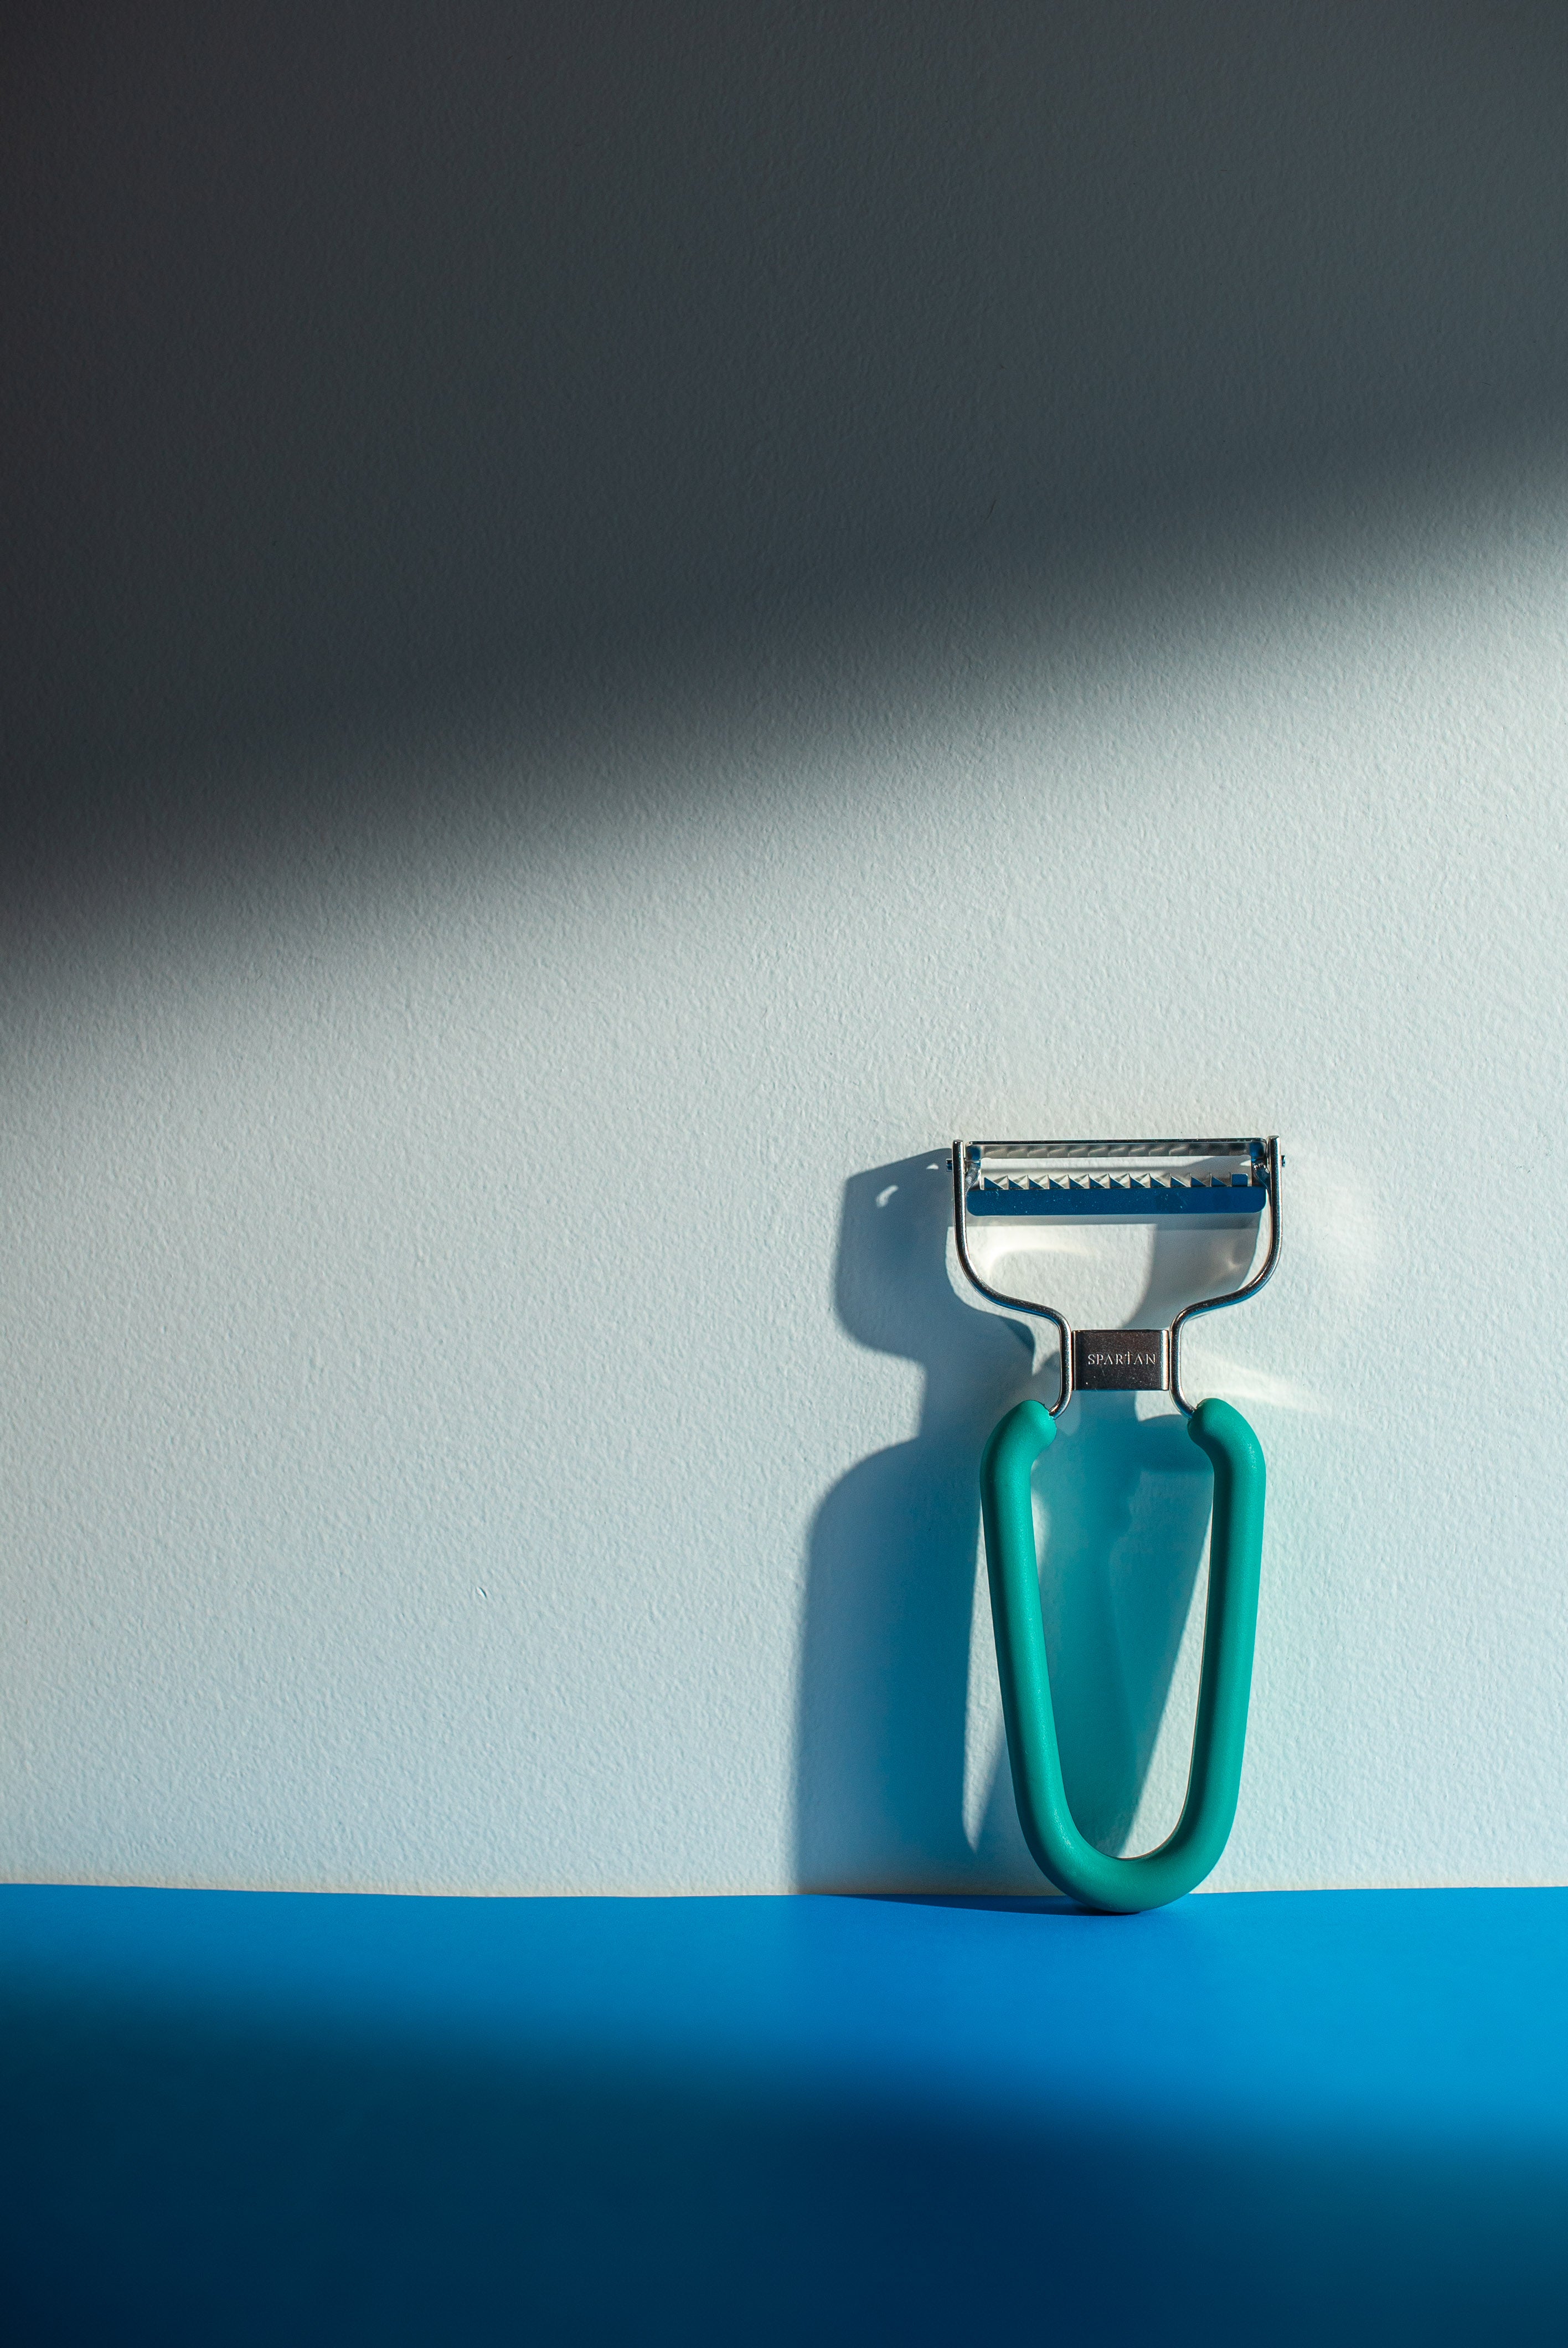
[979,1396,1265,1913]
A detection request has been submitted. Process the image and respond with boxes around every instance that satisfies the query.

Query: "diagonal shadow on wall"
[794,1154,1255,1891]
[9,2,1568,925]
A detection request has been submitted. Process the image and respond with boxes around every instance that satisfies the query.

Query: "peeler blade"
[962,1137,1268,1219]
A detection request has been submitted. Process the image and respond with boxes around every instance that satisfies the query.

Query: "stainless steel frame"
[950,1135,1282,1417]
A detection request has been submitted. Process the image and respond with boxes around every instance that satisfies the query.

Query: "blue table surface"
[3,1884,1565,2345]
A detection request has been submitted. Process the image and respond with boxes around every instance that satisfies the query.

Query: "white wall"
[4,7,1567,1896]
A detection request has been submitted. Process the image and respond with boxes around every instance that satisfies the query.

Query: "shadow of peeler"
[952,1135,1282,1913]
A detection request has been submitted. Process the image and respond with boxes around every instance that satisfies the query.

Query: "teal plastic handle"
[979,1396,1265,1914]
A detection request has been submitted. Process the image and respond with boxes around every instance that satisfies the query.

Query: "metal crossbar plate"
[1072,1329,1169,1390]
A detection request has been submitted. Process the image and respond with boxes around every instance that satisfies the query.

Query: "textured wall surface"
[4,4,1567,1895]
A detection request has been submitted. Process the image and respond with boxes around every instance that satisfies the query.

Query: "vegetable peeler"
[952,1135,1281,1912]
